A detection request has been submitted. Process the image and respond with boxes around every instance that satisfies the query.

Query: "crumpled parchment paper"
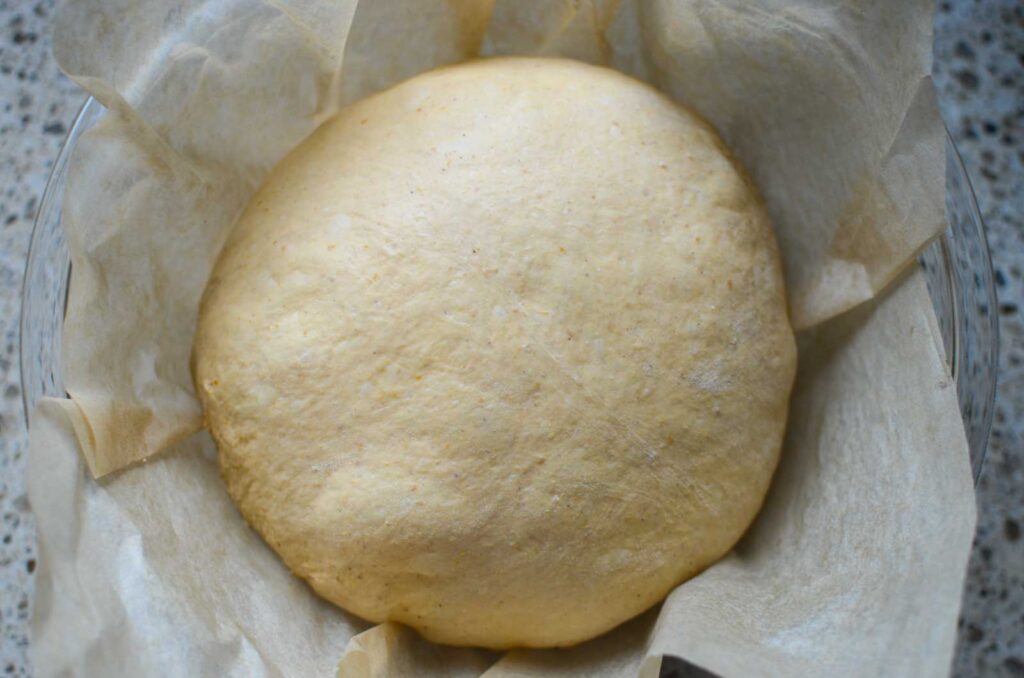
[28,0,974,676]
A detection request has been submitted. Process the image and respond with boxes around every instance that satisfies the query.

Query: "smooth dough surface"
[194,57,797,649]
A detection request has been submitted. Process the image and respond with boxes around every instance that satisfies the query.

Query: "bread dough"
[193,57,796,649]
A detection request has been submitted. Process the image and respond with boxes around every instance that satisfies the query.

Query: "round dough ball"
[194,57,796,649]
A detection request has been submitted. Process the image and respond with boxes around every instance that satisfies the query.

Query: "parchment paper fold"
[29,1,975,676]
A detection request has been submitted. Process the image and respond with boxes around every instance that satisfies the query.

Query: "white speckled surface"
[934,3,1024,676]
[0,2,79,675]
[0,1,1020,676]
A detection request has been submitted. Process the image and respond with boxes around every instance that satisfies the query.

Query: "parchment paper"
[28,0,975,676]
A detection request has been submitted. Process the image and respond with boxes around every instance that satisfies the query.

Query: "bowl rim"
[942,129,999,479]
[18,96,92,425]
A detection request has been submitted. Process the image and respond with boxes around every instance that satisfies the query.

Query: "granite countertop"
[0,1,1021,676]
[933,3,1024,676]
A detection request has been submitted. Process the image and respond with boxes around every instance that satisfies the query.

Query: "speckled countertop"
[937,2,1024,675]
[0,1,1021,676]
[934,3,1024,676]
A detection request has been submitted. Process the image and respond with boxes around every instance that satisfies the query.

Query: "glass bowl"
[17,94,1000,678]
[20,97,999,483]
